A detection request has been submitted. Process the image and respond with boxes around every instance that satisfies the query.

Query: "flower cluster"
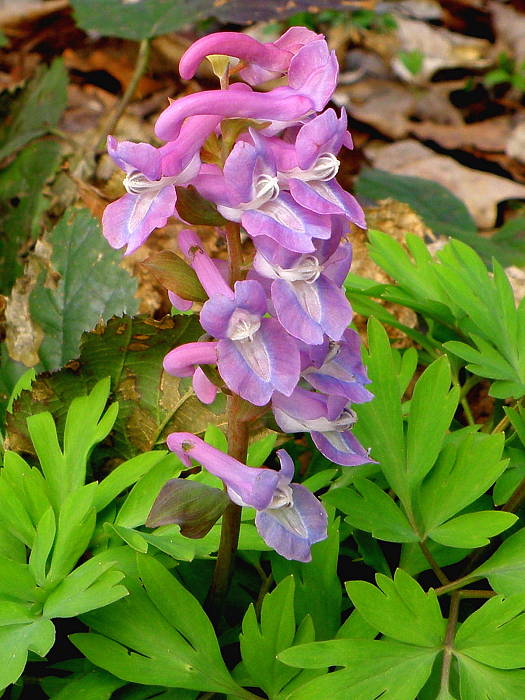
[102,28,373,562]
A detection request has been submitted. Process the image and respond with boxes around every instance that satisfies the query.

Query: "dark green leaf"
[0,140,62,293]
[29,208,138,371]
[143,250,207,302]
[0,59,67,160]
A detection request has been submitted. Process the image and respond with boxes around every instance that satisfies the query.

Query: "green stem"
[419,540,449,586]
[225,221,244,284]
[435,575,476,597]
[96,38,151,152]
[439,592,460,695]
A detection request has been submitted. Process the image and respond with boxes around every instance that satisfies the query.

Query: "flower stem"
[502,475,525,512]
[206,394,248,618]
[419,540,450,586]
[439,592,460,695]
[225,221,244,285]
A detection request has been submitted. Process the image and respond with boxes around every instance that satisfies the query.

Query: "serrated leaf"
[429,511,517,548]
[0,140,62,293]
[240,576,299,697]
[472,528,525,595]
[0,59,67,160]
[323,478,417,543]
[72,555,244,695]
[6,315,226,460]
[346,569,445,647]
[455,593,525,669]
[279,639,437,700]
[29,208,138,371]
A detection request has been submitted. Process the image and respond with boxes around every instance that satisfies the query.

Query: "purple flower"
[177,229,233,299]
[163,342,219,405]
[155,83,314,143]
[195,136,331,254]
[302,329,374,403]
[167,433,327,562]
[272,388,372,466]
[102,137,179,254]
[250,237,353,344]
[199,279,300,406]
[267,110,366,228]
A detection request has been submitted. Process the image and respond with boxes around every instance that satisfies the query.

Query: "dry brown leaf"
[366,139,525,228]
[506,121,525,163]
[410,115,511,152]
[491,1,525,64]
[334,78,462,139]
[392,16,492,81]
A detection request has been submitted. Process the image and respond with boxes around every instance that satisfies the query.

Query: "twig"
[435,575,476,597]
[439,592,460,695]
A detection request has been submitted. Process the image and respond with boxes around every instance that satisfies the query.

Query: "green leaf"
[352,319,408,504]
[356,168,477,241]
[7,315,225,460]
[346,569,445,647]
[429,511,517,548]
[457,655,525,700]
[94,451,171,512]
[29,208,138,371]
[323,478,417,543]
[240,576,300,697]
[279,639,437,700]
[472,528,525,595]
[271,518,342,640]
[0,556,38,602]
[114,453,182,528]
[72,555,244,695]
[29,507,56,586]
[0,59,67,160]
[406,357,459,487]
[41,666,126,700]
[418,430,507,533]
[46,483,97,585]
[43,555,128,618]
[0,140,62,293]
[455,593,525,669]
[246,432,277,467]
[69,0,211,40]
[0,617,55,691]
[398,49,424,75]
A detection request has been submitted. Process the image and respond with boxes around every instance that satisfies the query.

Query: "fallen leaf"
[506,121,525,164]
[491,1,525,64]
[366,139,525,228]
[410,115,511,152]
[334,78,463,139]
[393,16,492,82]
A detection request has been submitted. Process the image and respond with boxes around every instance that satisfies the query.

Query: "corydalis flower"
[199,279,300,406]
[103,116,218,254]
[167,433,327,562]
[163,341,219,405]
[178,27,337,112]
[250,235,353,345]
[272,388,372,466]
